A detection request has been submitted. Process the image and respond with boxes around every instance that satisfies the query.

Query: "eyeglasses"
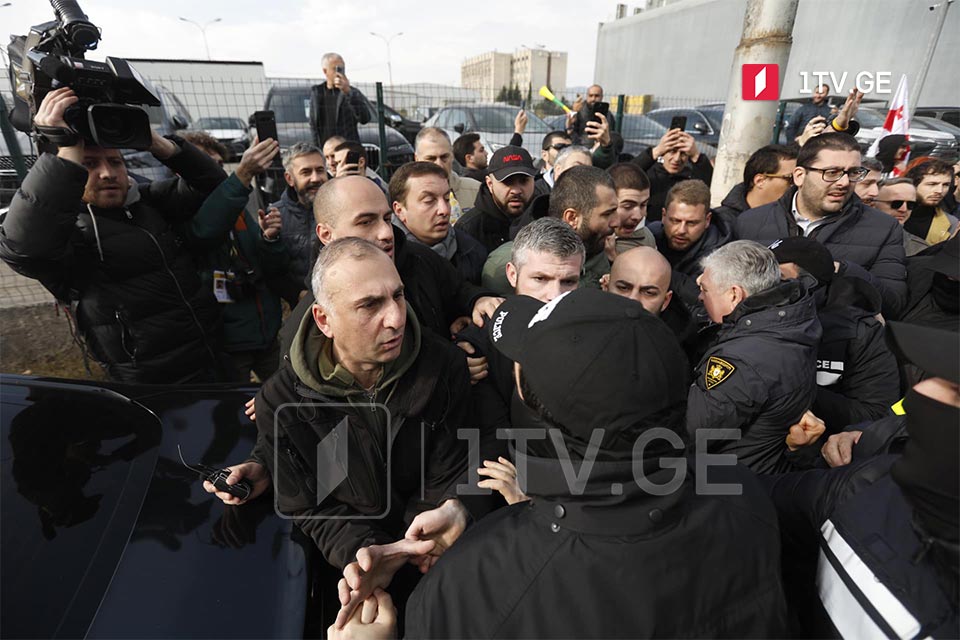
[875,199,917,211]
[762,173,794,181]
[801,165,870,183]
[550,143,571,151]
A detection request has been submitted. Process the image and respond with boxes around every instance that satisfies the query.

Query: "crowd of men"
[1,58,958,638]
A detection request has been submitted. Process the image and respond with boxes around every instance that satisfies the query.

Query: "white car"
[192,116,250,161]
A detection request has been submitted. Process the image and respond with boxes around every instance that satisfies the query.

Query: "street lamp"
[370,31,403,88]
[179,16,221,61]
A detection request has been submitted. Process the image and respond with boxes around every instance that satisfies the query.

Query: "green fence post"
[0,94,28,181]
[771,100,786,145]
[375,82,389,180]
[615,94,625,134]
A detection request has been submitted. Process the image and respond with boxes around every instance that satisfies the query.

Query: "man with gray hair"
[415,127,480,218]
[687,240,822,474]
[552,145,593,180]
[270,142,328,298]
[309,52,371,146]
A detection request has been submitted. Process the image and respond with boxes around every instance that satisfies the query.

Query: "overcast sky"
[1,0,623,86]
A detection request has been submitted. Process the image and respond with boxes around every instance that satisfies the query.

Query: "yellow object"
[891,398,906,415]
[830,118,849,132]
[538,86,572,114]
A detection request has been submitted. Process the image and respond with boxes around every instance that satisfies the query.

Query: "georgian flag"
[866,74,910,175]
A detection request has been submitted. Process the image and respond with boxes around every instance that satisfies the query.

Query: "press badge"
[213,270,235,303]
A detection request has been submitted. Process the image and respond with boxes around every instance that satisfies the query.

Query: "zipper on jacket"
[115,310,138,366]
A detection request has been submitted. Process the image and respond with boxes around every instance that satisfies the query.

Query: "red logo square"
[742,64,779,100]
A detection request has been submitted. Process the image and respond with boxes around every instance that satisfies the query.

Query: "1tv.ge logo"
[742,63,779,100]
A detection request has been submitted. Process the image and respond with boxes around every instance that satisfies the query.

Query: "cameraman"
[0,87,230,383]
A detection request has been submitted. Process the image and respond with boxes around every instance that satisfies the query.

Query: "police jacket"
[253,308,470,570]
[0,141,226,383]
[630,145,714,223]
[766,455,958,639]
[279,227,490,355]
[735,188,907,318]
[405,448,788,638]
[648,210,736,309]
[812,275,900,430]
[687,279,822,474]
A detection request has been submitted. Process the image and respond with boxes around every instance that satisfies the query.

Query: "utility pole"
[179,17,221,61]
[911,0,953,118]
[710,0,799,207]
[370,31,403,89]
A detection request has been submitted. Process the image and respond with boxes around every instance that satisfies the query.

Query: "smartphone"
[345,150,361,166]
[335,65,345,74]
[520,99,526,111]
[669,115,687,132]
[590,101,610,124]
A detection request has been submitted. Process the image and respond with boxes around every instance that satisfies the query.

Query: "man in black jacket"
[0,87,227,383]
[631,127,712,223]
[714,143,798,218]
[771,237,899,431]
[649,179,735,309]
[736,132,907,318]
[457,146,538,252]
[689,241,822,474]
[309,53,371,145]
[389,162,488,284]
[399,289,788,638]
[277,176,501,354]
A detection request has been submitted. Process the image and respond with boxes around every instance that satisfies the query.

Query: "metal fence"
[0,62,723,308]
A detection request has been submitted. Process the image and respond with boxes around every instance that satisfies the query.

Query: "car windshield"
[472,106,550,133]
[620,114,669,139]
[853,108,888,128]
[196,117,244,129]
[699,108,725,131]
[268,91,310,123]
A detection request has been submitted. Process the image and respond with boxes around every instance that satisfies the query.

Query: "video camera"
[6,0,161,150]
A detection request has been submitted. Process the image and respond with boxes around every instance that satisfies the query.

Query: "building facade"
[462,48,567,102]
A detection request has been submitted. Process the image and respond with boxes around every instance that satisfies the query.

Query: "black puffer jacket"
[457,184,546,253]
[631,145,713,223]
[687,280,822,474]
[270,186,314,294]
[0,142,226,383]
[812,275,900,431]
[736,189,907,318]
[648,210,736,309]
[714,181,751,218]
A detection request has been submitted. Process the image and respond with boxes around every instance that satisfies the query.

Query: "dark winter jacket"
[785,102,833,141]
[269,186,314,299]
[279,227,490,355]
[766,454,958,638]
[811,275,899,431]
[254,306,470,569]
[631,145,713,223]
[308,84,371,145]
[394,218,489,285]
[405,450,788,639]
[901,238,959,332]
[687,280,822,474]
[649,210,735,309]
[736,188,907,318]
[0,141,227,383]
[457,185,548,253]
[714,181,751,218]
[192,173,287,353]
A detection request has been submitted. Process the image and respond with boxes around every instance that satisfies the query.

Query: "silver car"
[424,103,552,159]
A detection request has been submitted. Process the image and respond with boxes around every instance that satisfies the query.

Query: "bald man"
[602,246,694,345]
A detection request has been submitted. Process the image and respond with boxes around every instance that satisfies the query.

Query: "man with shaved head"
[278,176,502,355]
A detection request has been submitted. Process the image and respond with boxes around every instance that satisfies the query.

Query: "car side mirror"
[171,115,189,130]
[388,113,402,125]
[454,123,465,134]
[693,121,707,134]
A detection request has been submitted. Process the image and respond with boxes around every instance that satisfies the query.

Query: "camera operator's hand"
[236,136,281,187]
[149,130,179,161]
[335,71,352,95]
[38,88,84,162]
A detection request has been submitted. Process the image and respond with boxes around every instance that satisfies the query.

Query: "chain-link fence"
[0,61,725,308]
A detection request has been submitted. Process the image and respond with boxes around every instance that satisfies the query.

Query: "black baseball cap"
[487,146,538,181]
[488,289,689,439]
[888,322,959,384]
[770,236,835,285]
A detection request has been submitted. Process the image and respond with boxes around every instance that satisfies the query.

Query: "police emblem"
[704,356,736,390]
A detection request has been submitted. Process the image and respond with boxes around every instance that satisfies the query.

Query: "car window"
[646,110,676,128]
[197,117,243,129]
[943,112,960,127]
[855,108,889,128]
[700,109,724,132]
[447,108,470,130]
[268,91,310,124]
[620,114,668,139]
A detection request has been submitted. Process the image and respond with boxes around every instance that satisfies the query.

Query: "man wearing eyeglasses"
[715,144,798,218]
[737,132,907,319]
[539,131,573,191]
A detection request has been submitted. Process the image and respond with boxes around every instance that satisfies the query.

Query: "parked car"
[0,375,316,638]
[192,116,251,161]
[262,85,414,178]
[855,107,957,162]
[646,106,723,156]
[912,116,960,157]
[371,101,422,145]
[124,84,196,182]
[424,103,552,159]
[915,107,960,128]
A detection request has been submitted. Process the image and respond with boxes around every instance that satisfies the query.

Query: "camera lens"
[89,104,153,149]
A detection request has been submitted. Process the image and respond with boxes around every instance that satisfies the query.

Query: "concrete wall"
[596,0,960,106]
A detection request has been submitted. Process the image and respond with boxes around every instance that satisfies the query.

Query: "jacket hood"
[289,301,421,398]
[721,279,821,349]
[719,182,749,214]
[819,273,883,316]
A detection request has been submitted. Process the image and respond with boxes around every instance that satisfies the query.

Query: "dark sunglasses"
[875,199,917,211]
[550,143,571,151]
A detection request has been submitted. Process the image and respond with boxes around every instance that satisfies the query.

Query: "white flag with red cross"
[866,74,910,174]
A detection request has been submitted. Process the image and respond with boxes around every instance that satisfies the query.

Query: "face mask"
[891,388,960,542]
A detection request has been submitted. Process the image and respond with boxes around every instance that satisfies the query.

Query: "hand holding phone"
[590,101,610,125]
[669,115,687,132]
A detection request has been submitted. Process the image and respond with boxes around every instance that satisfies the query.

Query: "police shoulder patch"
[704,356,736,390]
